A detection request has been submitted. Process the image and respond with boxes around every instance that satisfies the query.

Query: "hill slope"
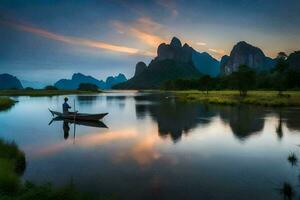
[0,74,23,89]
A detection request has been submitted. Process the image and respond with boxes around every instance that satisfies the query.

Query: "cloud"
[208,48,225,55]
[0,18,154,56]
[196,42,207,46]
[156,0,179,17]
[130,28,165,48]
[112,17,167,51]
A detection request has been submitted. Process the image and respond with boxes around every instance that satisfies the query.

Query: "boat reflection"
[49,117,108,140]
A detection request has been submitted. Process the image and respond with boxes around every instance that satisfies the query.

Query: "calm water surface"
[1,92,300,200]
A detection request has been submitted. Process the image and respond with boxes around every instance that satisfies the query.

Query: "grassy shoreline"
[0,89,101,97]
[172,90,300,106]
[0,97,16,111]
[0,139,113,199]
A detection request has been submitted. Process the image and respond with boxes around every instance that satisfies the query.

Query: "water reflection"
[135,94,268,142]
[282,109,300,131]
[279,182,294,200]
[1,93,300,200]
[276,110,284,139]
[218,106,265,140]
[76,95,99,106]
[49,117,108,140]
[63,121,70,140]
[136,101,217,142]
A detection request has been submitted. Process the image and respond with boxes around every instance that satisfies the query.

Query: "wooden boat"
[49,109,108,121]
[50,117,108,128]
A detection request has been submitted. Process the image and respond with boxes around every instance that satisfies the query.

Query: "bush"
[78,83,99,91]
[0,98,16,111]
[0,139,26,195]
[44,85,58,90]
[24,87,34,91]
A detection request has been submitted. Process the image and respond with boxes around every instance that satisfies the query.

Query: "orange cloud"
[130,28,165,48]
[196,42,207,46]
[1,19,154,56]
[112,17,167,50]
[208,48,225,55]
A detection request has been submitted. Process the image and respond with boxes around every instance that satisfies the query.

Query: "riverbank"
[0,89,101,97]
[0,138,113,199]
[173,90,300,106]
[0,97,16,111]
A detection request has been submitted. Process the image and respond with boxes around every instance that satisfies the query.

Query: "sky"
[0,0,299,84]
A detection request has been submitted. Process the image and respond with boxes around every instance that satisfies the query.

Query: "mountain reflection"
[135,94,269,142]
[218,106,265,140]
[76,95,102,106]
[106,95,126,109]
[135,95,217,142]
[282,109,300,132]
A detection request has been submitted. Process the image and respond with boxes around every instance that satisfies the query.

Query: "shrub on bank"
[44,85,58,90]
[78,83,99,92]
[0,98,16,111]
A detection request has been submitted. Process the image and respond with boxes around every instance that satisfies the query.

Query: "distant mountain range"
[54,73,127,90]
[1,37,299,91]
[115,37,300,89]
[21,80,46,89]
[0,73,23,89]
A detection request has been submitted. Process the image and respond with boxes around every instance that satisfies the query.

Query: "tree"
[231,65,256,97]
[199,75,212,94]
[273,53,289,95]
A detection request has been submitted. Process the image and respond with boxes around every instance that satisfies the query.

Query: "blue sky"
[0,0,299,83]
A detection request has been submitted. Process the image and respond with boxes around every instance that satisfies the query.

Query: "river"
[0,91,300,200]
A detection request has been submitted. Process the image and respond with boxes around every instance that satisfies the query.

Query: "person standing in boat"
[63,97,71,114]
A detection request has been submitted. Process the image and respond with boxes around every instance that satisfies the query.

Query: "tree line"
[162,53,300,96]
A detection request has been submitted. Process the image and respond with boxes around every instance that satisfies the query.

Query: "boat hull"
[51,117,108,128]
[49,109,108,121]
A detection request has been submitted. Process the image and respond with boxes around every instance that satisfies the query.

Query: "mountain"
[21,80,46,89]
[105,73,127,88]
[134,62,147,77]
[0,73,23,89]
[55,73,106,90]
[114,37,216,89]
[220,41,275,75]
[192,51,220,77]
[220,55,230,76]
[155,37,220,76]
[54,73,127,90]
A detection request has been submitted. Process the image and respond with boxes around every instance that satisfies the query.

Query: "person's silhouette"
[63,97,71,114]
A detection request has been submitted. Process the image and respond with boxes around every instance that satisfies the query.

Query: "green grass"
[0,140,25,195]
[0,97,16,111]
[173,90,300,106]
[0,158,21,195]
